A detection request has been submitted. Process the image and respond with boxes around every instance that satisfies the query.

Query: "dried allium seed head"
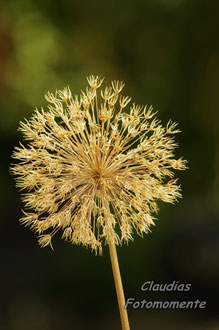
[11,76,187,254]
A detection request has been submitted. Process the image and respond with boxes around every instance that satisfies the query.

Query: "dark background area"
[1,0,219,329]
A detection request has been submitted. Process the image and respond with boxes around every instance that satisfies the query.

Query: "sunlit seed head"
[11,75,187,255]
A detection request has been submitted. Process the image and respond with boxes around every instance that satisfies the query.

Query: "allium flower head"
[11,75,187,254]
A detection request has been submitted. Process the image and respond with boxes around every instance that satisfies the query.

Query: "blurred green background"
[1,0,219,329]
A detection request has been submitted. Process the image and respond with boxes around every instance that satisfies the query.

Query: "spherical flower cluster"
[11,76,187,254]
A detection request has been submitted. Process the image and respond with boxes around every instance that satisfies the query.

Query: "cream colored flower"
[11,75,187,254]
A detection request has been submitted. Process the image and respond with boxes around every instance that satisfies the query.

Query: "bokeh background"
[1,0,219,329]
